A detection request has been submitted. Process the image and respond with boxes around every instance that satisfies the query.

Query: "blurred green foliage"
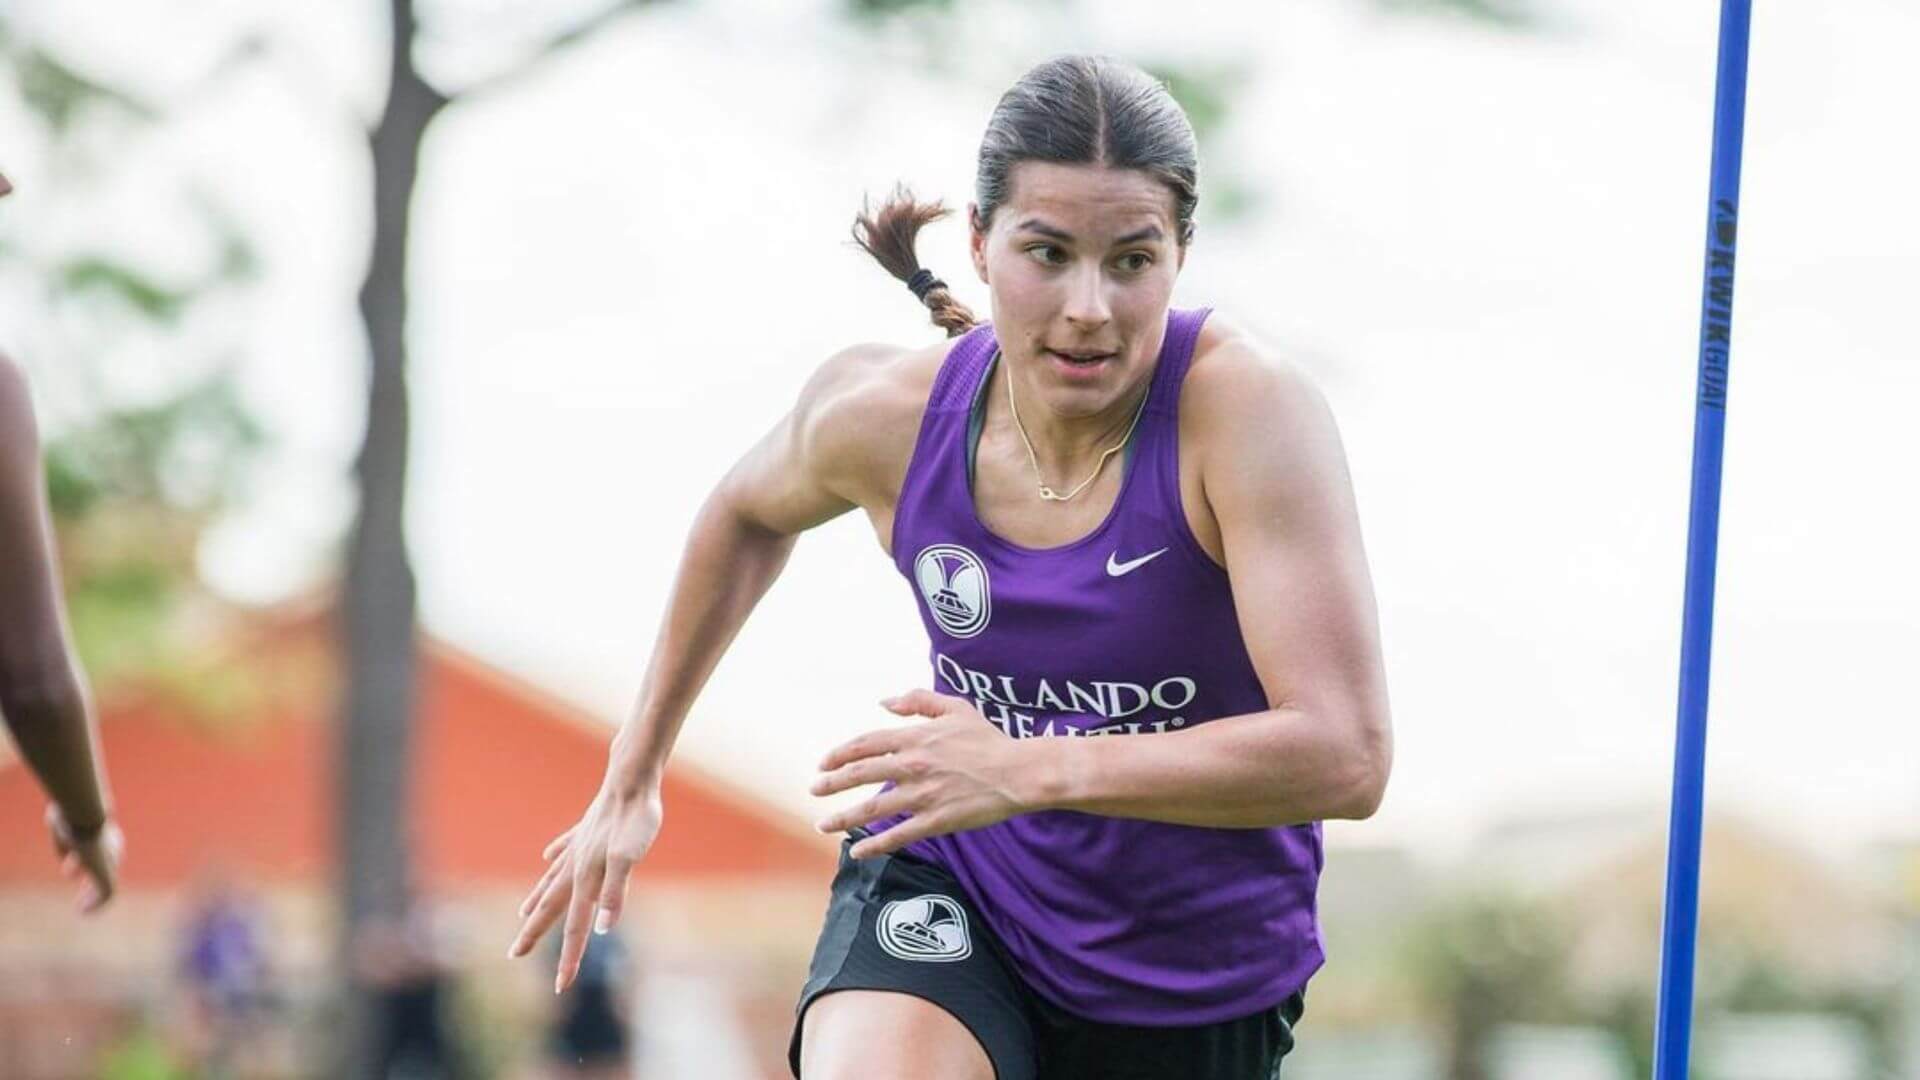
[43,378,263,520]
[1401,891,1579,1079]
[1396,887,1905,1080]
[45,378,265,714]
[1,31,154,132]
[1,14,267,711]
[845,0,957,22]
[96,1021,186,1080]
[1377,0,1539,29]
[1144,61,1260,223]
[1711,945,1905,1080]
[1147,63,1236,142]
[54,258,197,325]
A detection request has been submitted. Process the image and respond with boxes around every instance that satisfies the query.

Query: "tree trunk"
[339,0,444,1073]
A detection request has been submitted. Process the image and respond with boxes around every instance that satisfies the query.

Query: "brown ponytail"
[851,186,979,339]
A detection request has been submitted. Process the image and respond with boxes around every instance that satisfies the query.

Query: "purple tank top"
[882,307,1325,1026]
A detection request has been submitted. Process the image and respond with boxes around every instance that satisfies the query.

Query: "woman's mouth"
[1045,349,1117,379]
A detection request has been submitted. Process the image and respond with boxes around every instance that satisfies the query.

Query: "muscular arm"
[603,343,924,794]
[1035,343,1392,826]
[518,341,936,978]
[0,356,112,835]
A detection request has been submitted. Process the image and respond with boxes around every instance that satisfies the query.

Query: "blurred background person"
[174,861,276,1078]
[544,929,636,1080]
[352,898,472,1080]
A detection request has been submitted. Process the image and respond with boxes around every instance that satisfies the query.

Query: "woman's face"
[969,161,1185,420]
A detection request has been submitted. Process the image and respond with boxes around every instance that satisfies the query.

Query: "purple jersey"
[880,307,1325,1026]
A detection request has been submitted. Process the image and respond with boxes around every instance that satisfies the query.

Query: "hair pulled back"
[851,54,1200,338]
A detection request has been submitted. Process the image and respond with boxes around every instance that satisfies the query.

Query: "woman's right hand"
[508,781,663,993]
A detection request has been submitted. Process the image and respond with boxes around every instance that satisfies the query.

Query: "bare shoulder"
[1183,313,1341,469]
[800,339,944,435]
[797,336,953,504]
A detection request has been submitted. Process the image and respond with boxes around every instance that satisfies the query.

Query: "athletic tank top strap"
[927,323,1000,414]
[1117,307,1212,543]
[892,323,995,567]
[1144,306,1212,418]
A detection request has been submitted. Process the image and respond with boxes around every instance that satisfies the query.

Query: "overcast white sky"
[5,0,1916,859]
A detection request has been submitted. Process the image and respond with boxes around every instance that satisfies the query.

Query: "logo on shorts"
[876,894,973,963]
[913,544,991,639]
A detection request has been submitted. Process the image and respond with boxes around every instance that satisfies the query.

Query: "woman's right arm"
[509,342,923,990]
[0,355,122,912]
[600,341,911,798]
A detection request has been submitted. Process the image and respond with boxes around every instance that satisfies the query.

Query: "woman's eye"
[1118,253,1153,272]
[1026,245,1065,265]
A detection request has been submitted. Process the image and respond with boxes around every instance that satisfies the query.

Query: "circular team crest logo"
[876,894,973,963]
[913,544,991,639]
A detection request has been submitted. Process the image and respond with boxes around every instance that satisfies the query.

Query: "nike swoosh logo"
[1106,548,1170,577]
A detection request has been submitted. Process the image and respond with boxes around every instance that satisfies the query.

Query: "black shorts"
[789,839,1305,1080]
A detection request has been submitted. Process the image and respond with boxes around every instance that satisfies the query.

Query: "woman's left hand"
[812,689,1043,859]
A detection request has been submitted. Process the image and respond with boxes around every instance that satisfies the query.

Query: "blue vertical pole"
[1654,2,1752,1078]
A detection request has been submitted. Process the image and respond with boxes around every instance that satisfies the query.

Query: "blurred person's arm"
[0,354,121,910]
[510,342,934,987]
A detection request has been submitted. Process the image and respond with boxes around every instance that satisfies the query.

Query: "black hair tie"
[906,268,946,302]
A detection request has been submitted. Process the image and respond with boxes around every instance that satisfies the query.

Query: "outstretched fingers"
[509,865,573,960]
[515,826,580,922]
[594,854,635,935]
[555,857,606,993]
[519,850,570,919]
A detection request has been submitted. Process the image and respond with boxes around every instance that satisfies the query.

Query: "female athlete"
[509,55,1392,1079]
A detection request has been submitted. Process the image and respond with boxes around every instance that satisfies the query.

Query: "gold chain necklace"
[1001,350,1151,503]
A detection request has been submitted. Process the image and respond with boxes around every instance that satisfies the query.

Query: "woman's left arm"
[1034,343,1393,827]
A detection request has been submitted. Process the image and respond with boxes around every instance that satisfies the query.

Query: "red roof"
[0,608,833,890]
